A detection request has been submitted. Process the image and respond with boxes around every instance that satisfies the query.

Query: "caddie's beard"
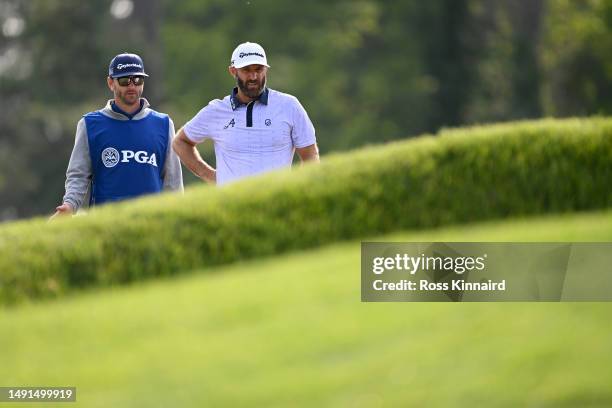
[116,87,142,107]
[236,75,266,99]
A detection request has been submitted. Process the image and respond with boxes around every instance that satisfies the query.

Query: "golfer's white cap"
[230,42,270,69]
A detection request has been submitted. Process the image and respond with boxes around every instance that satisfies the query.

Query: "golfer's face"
[111,77,144,106]
[235,64,267,97]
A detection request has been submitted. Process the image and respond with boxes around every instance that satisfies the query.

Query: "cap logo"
[239,52,264,58]
[116,63,142,70]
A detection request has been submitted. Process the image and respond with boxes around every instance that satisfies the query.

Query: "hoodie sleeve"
[162,117,184,192]
[62,118,92,212]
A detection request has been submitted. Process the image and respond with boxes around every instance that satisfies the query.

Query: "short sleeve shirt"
[184,88,316,185]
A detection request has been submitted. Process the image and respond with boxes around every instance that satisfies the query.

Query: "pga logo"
[102,147,157,168]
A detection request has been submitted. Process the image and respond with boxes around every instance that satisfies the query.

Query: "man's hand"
[173,128,217,184]
[49,203,74,220]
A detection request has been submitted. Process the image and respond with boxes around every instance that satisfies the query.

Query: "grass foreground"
[1,210,612,407]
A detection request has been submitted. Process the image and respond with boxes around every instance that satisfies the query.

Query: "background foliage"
[0,0,611,219]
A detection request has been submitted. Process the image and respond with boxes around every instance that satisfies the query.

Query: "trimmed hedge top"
[1,117,610,304]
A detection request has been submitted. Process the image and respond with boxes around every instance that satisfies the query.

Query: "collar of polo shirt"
[230,87,269,111]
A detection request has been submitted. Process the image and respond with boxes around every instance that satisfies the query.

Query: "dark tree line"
[0,0,610,220]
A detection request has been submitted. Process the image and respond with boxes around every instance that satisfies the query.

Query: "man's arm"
[50,119,92,219]
[296,143,320,163]
[290,96,318,165]
[172,127,216,184]
[162,118,184,192]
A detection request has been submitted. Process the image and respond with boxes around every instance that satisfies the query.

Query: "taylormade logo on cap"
[116,63,142,70]
[109,53,149,78]
[239,52,264,58]
[231,42,270,69]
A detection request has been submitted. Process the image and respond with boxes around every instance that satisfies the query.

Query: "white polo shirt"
[184,88,316,185]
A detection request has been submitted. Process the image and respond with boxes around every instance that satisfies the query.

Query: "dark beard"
[116,89,141,108]
[236,75,266,99]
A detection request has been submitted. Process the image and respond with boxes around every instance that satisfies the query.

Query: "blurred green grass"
[1,210,612,407]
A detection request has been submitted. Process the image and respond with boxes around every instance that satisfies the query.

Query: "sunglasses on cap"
[115,76,145,86]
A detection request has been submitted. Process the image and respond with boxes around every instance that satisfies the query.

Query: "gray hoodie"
[62,99,183,211]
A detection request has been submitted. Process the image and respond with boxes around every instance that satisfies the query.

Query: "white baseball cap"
[230,42,270,69]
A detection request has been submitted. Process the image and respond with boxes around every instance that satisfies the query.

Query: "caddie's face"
[230,64,267,99]
[107,76,144,106]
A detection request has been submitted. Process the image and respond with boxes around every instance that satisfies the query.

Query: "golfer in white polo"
[173,42,319,185]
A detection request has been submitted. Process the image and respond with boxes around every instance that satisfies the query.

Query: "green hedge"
[1,117,611,305]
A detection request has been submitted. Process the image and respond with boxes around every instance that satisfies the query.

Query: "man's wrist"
[197,163,216,183]
[63,201,76,213]
[201,169,216,184]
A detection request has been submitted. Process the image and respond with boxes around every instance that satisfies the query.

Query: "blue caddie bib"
[85,110,168,206]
